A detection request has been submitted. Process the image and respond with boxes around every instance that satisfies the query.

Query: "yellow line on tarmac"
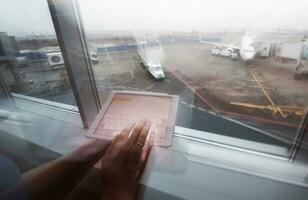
[230,102,268,109]
[248,79,266,83]
[231,101,305,116]
[249,85,275,90]
[250,71,287,118]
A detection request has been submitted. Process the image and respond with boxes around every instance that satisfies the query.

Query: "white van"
[141,61,165,79]
[138,45,165,80]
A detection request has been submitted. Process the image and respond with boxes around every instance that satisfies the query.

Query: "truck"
[137,42,165,80]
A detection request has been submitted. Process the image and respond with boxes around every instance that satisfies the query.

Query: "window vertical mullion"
[48,0,101,128]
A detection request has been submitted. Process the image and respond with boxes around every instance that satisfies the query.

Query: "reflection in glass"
[0,1,75,105]
[78,0,308,152]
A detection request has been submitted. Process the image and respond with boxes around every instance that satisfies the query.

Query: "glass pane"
[0,0,76,105]
[79,0,308,151]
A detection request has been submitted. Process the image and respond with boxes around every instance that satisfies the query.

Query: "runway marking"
[146,84,154,90]
[170,70,218,112]
[180,101,187,105]
[250,71,287,118]
[188,104,195,108]
[180,101,302,128]
[230,102,305,116]
[248,79,266,83]
[197,107,206,111]
[180,101,207,112]
[248,85,275,90]
[222,110,300,128]
[169,69,300,128]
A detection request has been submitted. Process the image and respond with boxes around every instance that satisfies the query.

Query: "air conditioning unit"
[47,52,64,66]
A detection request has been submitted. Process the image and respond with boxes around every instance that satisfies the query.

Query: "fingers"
[128,121,151,161]
[69,139,111,164]
[136,131,155,180]
[106,124,135,157]
[102,120,154,179]
[126,121,152,175]
[127,120,146,147]
[114,122,135,142]
[136,121,152,146]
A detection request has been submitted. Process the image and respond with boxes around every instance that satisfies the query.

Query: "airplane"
[199,32,257,62]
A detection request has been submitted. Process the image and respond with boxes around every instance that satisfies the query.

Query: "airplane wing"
[199,35,240,50]
[199,40,240,50]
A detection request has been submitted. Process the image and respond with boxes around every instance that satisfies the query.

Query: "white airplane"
[199,32,257,62]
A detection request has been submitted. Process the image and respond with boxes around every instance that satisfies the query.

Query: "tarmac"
[92,42,308,146]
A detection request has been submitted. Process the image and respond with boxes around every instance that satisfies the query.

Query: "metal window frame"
[48,0,101,128]
[289,110,308,161]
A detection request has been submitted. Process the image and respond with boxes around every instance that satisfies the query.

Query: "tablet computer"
[87,91,178,147]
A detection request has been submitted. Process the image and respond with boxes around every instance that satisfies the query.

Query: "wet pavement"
[91,47,305,147]
[39,42,308,148]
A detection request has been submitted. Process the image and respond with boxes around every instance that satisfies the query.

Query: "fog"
[1,0,308,35]
[79,0,308,33]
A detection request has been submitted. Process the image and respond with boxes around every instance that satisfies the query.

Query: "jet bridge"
[294,36,308,79]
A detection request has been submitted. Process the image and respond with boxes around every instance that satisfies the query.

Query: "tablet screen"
[93,93,173,145]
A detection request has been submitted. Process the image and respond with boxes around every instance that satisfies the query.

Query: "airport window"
[0,0,76,106]
[78,0,308,156]
[1,1,308,199]
[1,0,308,158]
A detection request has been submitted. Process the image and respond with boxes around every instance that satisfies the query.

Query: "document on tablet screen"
[88,92,177,146]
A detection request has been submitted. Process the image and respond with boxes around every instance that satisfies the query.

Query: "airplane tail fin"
[245,29,249,36]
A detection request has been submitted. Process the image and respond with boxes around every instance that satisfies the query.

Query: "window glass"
[1,3,308,198]
[79,0,308,151]
[0,0,76,105]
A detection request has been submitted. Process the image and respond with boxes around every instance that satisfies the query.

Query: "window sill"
[167,126,308,187]
[1,94,308,199]
[139,126,308,199]
[140,130,308,199]
[174,126,289,158]
[1,94,88,155]
[12,93,80,125]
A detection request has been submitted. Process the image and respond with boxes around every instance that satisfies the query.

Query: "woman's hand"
[20,139,110,200]
[101,120,154,200]
[67,139,110,166]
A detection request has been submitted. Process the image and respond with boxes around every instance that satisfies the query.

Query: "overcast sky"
[1,0,308,35]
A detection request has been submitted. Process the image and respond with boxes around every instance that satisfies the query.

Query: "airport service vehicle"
[137,44,165,80]
[229,50,239,60]
[210,47,221,56]
[221,48,232,57]
[231,52,239,60]
[140,58,165,79]
[220,48,239,60]
[294,64,308,79]
[89,51,99,64]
